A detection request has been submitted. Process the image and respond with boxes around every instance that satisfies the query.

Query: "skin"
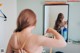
[6,26,67,53]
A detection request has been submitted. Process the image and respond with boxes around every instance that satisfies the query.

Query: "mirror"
[43,4,69,42]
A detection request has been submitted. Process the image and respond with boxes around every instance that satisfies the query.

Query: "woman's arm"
[6,33,19,53]
[6,41,12,53]
[39,28,67,48]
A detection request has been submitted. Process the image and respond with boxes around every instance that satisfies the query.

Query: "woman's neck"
[21,26,35,35]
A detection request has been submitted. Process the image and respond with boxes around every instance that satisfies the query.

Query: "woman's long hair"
[54,13,64,33]
[15,9,36,32]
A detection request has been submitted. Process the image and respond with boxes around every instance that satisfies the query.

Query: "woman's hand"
[46,28,54,33]
[64,21,67,25]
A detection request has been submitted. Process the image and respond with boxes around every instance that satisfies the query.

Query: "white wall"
[68,2,80,41]
[0,0,17,52]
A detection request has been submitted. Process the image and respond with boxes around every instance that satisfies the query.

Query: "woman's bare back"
[9,32,43,53]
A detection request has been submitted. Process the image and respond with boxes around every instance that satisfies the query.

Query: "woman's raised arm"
[39,28,67,48]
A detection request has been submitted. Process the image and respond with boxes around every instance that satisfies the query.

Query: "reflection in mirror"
[43,4,69,42]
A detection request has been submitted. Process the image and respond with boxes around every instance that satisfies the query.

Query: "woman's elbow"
[59,41,67,48]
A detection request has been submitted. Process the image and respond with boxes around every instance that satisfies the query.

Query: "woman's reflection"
[54,13,68,42]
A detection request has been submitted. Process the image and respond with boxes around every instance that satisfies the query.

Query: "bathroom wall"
[68,2,80,41]
[0,0,17,52]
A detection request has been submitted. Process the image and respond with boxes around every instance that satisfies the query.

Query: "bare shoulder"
[9,32,19,49]
[9,32,16,42]
[10,32,18,41]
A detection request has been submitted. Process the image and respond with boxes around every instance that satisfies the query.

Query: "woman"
[6,9,66,53]
[54,13,67,34]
